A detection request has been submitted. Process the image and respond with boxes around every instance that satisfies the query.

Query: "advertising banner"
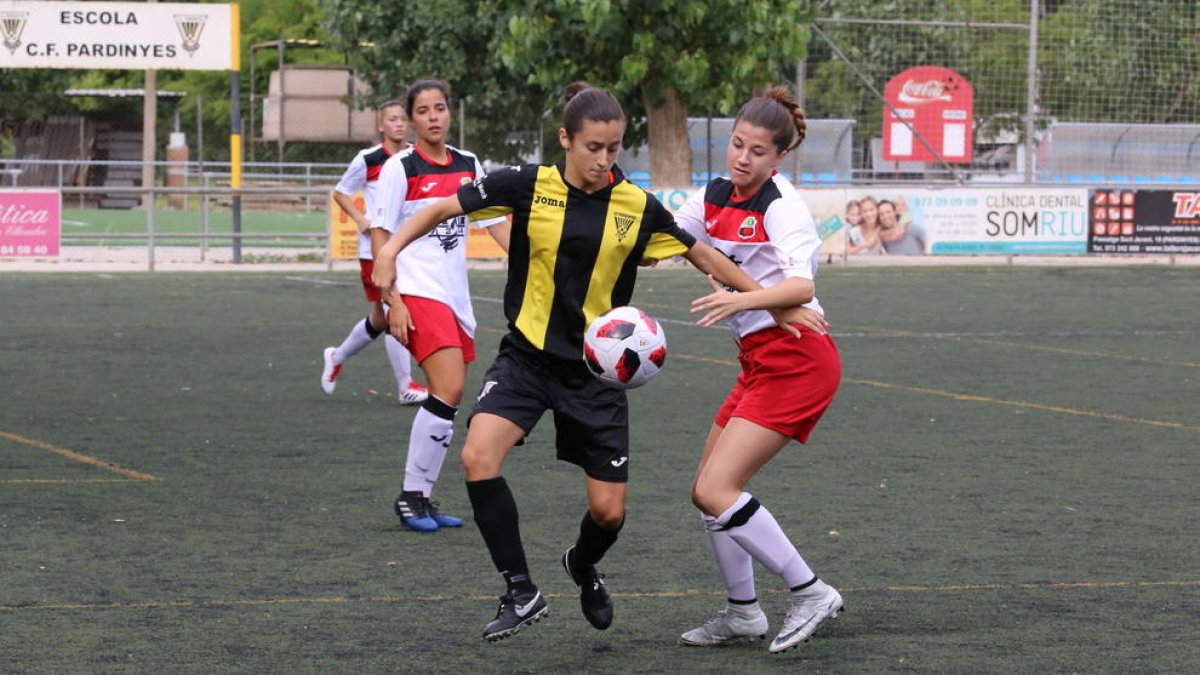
[0,189,61,257]
[0,1,233,71]
[1088,189,1200,254]
[842,188,1089,255]
[327,192,360,261]
[654,186,850,259]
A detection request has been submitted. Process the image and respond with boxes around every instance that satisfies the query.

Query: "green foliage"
[500,0,815,145]
[320,0,552,164]
[1039,0,1200,124]
[0,70,78,126]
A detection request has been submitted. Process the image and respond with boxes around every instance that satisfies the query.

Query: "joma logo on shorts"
[533,194,566,208]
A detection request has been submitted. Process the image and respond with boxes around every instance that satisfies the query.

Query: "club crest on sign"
[174,14,207,56]
[1,12,28,55]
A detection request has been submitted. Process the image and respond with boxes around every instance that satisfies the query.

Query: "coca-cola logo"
[897,79,952,105]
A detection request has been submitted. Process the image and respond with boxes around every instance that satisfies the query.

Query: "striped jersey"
[675,173,824,338]
[374,144,503,337]
[334,143,396,260]
[457,162,696,362]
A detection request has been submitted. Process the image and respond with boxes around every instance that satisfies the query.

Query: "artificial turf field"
[1,265,1197,673]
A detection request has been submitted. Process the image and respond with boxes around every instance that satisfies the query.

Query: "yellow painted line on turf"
[965,337,1200,368]
[673,353,738,367]
[5,579,1198,613]
[0,479,147,485]
[469,339,1194,433]
[0,430,160,482]
[849,379,1200,433]
[839,323,1200,368]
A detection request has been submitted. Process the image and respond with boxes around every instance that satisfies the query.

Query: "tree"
[321,0,552,165]
[501,0,814,187]
[1038,0,1200,124]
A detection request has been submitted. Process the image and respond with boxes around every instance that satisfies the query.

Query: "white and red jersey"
[374,144,504,337]
[334,143,397,260]
[675,173,824,338]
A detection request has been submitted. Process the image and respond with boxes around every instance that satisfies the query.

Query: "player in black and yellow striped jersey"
[372,82,817,642]
[462,161,690,361]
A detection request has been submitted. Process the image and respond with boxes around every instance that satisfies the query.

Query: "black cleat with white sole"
[482,589,549,642]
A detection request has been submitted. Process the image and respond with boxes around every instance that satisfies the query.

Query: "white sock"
[383,334,414,389]
[334,318,376,364]
[713,492,815,589]
[402,397,456,496]
[702,513,757,603]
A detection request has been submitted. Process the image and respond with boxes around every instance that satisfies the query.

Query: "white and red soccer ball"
[583,306,667,389]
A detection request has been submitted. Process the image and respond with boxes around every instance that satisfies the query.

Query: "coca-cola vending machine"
[882,66,974,164]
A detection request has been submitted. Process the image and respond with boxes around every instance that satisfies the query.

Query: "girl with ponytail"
[675,86,845,654]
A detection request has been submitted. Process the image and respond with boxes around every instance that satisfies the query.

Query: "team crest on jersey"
[460,177,473,185]
[429,216,467,252]
[613,212,636,241]
[737,216,758,240]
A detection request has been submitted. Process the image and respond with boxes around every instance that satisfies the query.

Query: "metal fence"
[45,185,333,271]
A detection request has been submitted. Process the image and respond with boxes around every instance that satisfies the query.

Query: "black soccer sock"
[466,476,534,593]
[364,315,383,339]
[573,511,623,569]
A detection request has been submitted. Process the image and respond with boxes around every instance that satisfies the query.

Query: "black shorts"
[470,334,630,482]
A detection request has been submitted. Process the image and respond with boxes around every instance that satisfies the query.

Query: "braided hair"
[734,85,807,154]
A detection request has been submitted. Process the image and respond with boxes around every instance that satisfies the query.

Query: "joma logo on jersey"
[534,194,566,208]
[613,212,636,241]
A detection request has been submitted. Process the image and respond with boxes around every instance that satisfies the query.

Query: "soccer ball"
[583,306,667,389]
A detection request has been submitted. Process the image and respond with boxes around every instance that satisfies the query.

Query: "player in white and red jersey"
[373,80,509,533]
[321,99,428,406]
[674,87,845,654]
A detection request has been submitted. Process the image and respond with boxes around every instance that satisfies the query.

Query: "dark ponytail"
[561,81,625,139]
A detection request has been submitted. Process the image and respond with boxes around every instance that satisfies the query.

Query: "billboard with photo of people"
[843,189,930,255]
[655,186,1091,258]
[841,188,1089,255]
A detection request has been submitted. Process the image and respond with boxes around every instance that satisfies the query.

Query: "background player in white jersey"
[322,100,429,406]
[674,87,845,654]
[373,80,510,533]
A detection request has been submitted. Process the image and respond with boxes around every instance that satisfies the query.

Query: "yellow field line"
[5,579,1196,613]
[451,331,1197,431]
[966,337,1200,368]
[839,323,1200,368]
[849,378,1200,433]
[0,479,148,485]
[0,430,160,482]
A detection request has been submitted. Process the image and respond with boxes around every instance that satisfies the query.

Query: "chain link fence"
[805,0,1199,184]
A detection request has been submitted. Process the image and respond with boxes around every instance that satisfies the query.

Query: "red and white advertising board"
[882,66,974,164]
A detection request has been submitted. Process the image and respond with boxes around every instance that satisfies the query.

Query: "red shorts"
[714,326,841,443]
[401,295,476,365]
[358,259,382,303]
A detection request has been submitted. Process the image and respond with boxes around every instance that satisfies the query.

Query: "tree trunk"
[643,85,692,188]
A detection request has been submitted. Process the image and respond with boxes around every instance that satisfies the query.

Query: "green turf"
[1,266,1197,672]
[60,207,327,247]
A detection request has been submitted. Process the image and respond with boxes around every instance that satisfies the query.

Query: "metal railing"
[53,185,334,272]
[0,158,346,211]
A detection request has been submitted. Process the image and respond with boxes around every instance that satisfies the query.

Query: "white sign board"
[0,1,232,70]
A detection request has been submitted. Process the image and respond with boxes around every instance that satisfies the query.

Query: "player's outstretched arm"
[683,242,818,337]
